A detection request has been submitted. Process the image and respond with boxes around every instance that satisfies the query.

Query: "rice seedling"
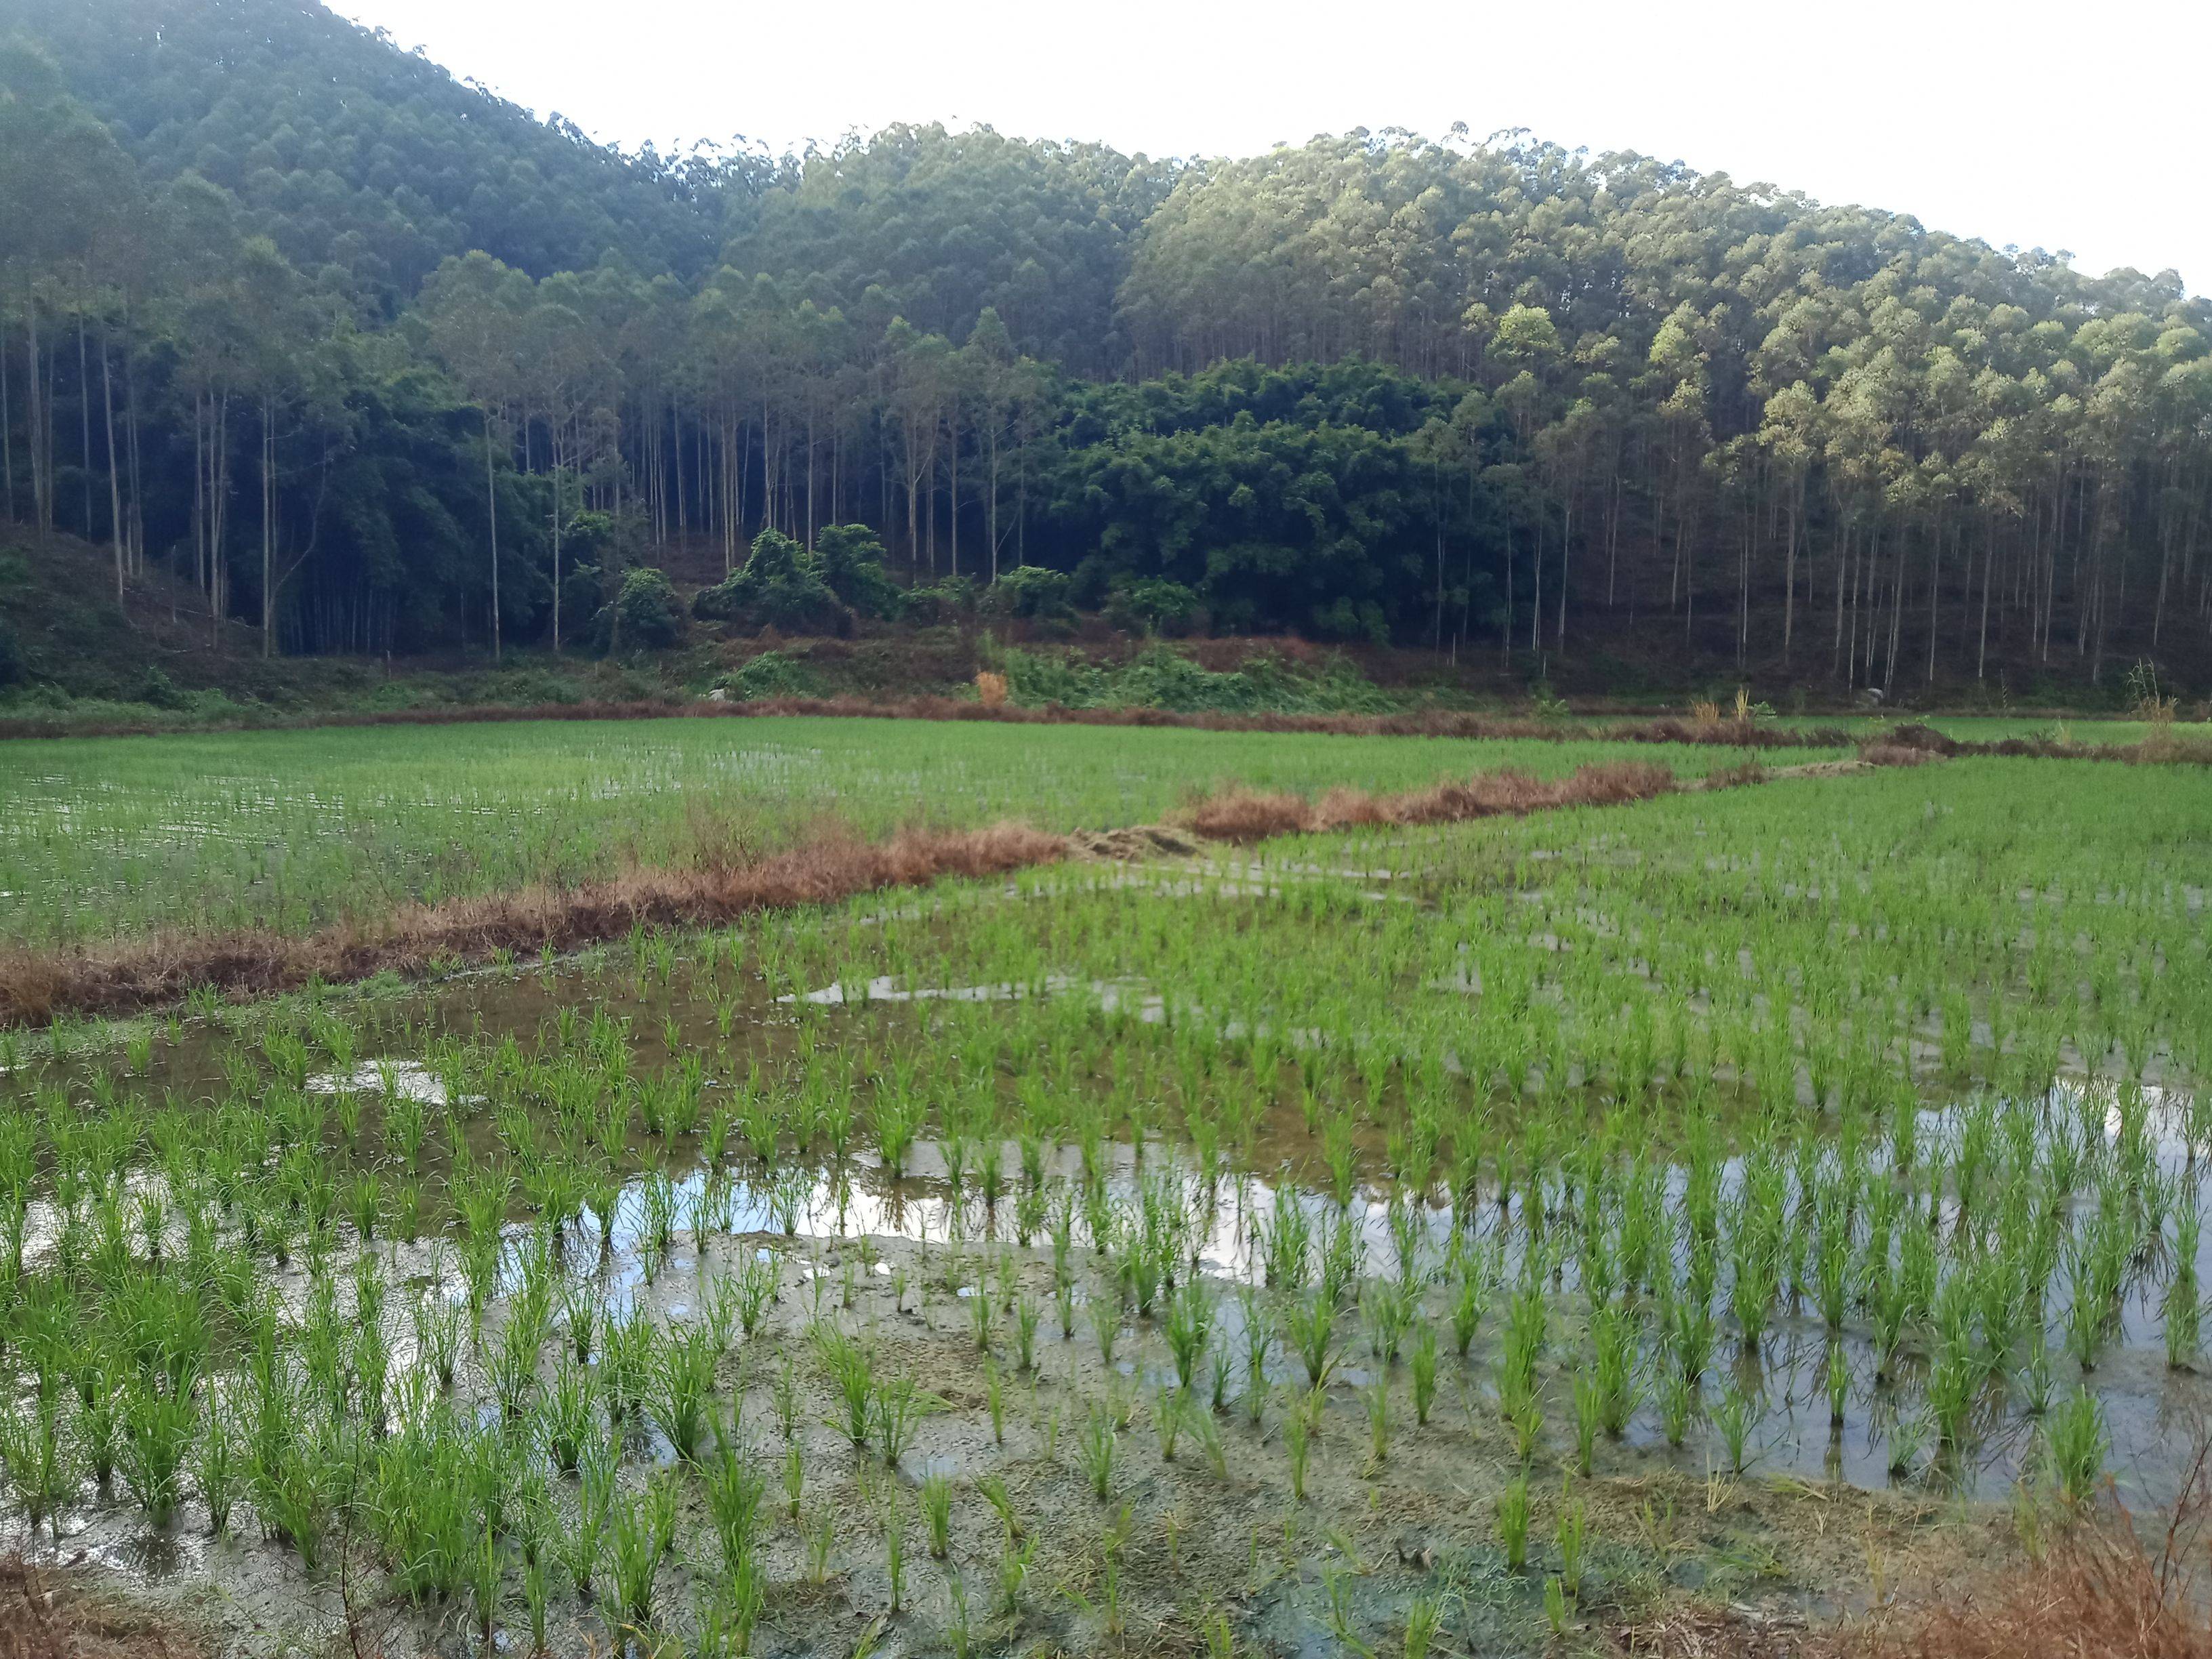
[2166,1202,2203,1370]
[1078,1399,1119,1500]
[813,1327,874,1454]
[608,1480,669,1633]
[995,1532,1036,1622]
[79,1370,123,1490]
[641,1323,716,1462]
[1151,1380,1192,1462]
[120,1382,197,1524]
[1926,1343,1980,1455]
[467,1525,505,1647]
[193,1396,239,1536]
[1502,1385,1542,1466]
[1713,1382,1756,1475]
[1165,1280,1214,1389]
[1591,1305,1641,1437]
[1570,1371,1603,1477]
[771,1353,803,1441]
[1401,1592,1441,1659]
[1496,1474,1531,1570]
[1887,1410,1929,1478]
[1013,1293,1040,1372]
[0,1395,73,1532]
[1449,1264,1490,1360]
[2044,1387,2108,1504]
[1286,1288,1337,1389]
[1556,1483,1588,1597]
[968,1280,995,1351]
[1281,1389,1314,1501]
[874,1371,939,1468]
[804,1508,835,1584]
[883,1497,909,1613]
[922,1471,954,1557]
[1363,1378,1391,1465]
[1088,1294,1122,1368]
[554,1448,613,1605]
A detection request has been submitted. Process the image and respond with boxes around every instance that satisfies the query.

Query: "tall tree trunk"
[1781,474,1801,662]
[77,316,94,537]
[100,327,123,610]
[0,328,12,522]
[124,328,144,573]
[25,300,47,539]
[484,407,501,661]
[260,397,276,657]
[550,422,565,655]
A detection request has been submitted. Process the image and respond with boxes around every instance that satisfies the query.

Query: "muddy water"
[9,936,2212,1594]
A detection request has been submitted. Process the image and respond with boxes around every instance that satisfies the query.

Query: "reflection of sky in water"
[306,1057,449,1105]
[12,1043,2212,1574]
[546,1078,2212,1510]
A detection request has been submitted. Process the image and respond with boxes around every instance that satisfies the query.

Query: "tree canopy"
[3,0,2208,691]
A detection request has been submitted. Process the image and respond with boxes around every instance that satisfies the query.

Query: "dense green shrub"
[813,525,902,620]
[1105,577,1202,636]
[983,565,1077,624]
[693,531,846,634]
[998,644,1395,714]
[609,569,683,651]
[900,577,977,628]
[718,650,818,700]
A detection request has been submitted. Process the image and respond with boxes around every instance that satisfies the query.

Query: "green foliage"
[1,7,2208,685]
[1104,578,1202,637]
[998,644,1394,714]
[17,0,722,303]
[718,650,818,701]
[900,577,978,627]
[812,525,901,621]
[608,569,683,653]
[693,531,846,634]
[981,565,1076,625]
[727,125,1160,373]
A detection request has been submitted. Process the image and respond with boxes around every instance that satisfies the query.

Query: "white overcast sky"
[329,0,2206,295]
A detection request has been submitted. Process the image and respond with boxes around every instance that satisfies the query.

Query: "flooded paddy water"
[1,757,2207,1656]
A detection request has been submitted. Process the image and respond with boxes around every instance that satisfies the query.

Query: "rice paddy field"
[1771,714,2212,745]
[0,718,2208,1656]
[0,717,1828,948]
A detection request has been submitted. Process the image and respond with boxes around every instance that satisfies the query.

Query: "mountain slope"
[0,0,726,307]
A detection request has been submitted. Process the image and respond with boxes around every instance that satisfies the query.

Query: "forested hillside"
[3,0,2208,699]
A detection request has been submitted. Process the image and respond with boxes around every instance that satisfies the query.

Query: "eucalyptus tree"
[419,251,531,658]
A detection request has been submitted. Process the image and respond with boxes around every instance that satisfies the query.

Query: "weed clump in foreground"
[1838,1442,2212,1659]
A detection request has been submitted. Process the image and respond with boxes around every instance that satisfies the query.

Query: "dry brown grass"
[1870,722,2212,766]
[1860,742,1942,768]
[0,821,1067,1028]
[1834,1451,2212,1659]
[1607,1603,1808,1657]
[972,670,1010,708]
[0,1557,201,1659]
[1181,759,1686,844]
